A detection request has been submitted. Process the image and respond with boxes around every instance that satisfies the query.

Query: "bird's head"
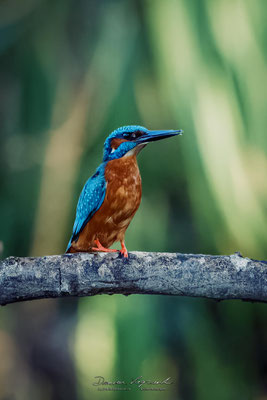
[103,125,183,162]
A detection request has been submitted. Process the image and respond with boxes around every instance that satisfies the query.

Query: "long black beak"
[135,129,183,144]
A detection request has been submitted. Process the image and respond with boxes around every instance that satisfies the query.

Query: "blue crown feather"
[103,125,148,161]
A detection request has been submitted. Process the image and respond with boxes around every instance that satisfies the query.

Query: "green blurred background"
[0,0,267,399]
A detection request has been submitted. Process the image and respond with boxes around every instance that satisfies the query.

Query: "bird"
[66,125,183,257]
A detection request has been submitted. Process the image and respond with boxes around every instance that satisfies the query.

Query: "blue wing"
[66,163,107,251]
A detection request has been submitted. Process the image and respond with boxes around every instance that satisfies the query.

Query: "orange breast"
[71,155,142,251]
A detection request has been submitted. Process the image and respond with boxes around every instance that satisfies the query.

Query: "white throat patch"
[124,144,147,157]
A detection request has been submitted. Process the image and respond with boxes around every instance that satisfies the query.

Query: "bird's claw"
[92,247,117,253]
[91,239,128,257]
[92,239,118,253]
[120,241,128,258]
[120,249,128,258]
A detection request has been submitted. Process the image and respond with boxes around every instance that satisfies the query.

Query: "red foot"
[120,241,128,258]
[92,239,118,253]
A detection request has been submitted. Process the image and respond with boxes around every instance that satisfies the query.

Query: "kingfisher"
[66,125,182,257]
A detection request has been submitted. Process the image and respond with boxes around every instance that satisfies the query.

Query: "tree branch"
[0,251,267,306]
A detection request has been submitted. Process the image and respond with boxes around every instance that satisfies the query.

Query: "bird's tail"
[65,238,73,253]
[65,246,77,254]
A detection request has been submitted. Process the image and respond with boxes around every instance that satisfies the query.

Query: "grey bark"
[0,251,267,306]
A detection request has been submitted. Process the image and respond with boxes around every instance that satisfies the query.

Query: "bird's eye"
[122,131,139,140]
